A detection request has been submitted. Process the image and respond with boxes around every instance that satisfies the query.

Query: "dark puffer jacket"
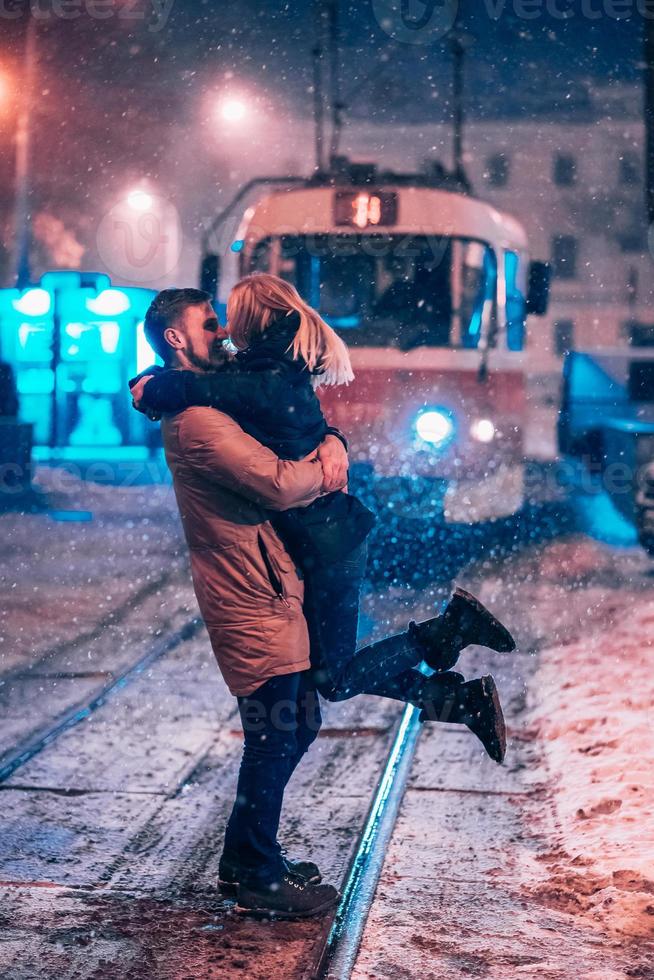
[135,312,376,568]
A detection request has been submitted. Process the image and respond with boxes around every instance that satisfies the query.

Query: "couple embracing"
[129,273,515,920]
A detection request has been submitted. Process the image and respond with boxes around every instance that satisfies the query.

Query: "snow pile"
[528,596,654,939]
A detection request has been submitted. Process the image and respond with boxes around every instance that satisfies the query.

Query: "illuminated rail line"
[309,703,422,980]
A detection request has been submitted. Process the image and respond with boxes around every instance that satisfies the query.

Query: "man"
[130,288,347,919]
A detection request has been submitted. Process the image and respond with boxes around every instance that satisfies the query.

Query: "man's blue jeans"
[222,544,429,886]
[222,669,321,887]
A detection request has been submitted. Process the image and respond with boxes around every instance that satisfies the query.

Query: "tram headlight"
[470,418,496,443]
[415,408,455,448]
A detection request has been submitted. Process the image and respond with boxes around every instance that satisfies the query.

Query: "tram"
[215,168,550,523]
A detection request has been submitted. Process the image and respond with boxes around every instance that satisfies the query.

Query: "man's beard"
[186,338,230,372]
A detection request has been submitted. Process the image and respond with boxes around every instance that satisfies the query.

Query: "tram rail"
[0,615,202,784]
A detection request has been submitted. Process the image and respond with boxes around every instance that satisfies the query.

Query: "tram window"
[374,239,452,346]
[459,242,497,350]
[505,250,527,351]
[272,234,497,349]
[321,253,375,318]
[249,237,272,274]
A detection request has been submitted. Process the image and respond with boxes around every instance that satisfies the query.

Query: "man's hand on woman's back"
[318,434,348,493]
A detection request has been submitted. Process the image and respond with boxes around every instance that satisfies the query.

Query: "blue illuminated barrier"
[558,350,654,459]
[558,349,654,525]
[0,271,158,450]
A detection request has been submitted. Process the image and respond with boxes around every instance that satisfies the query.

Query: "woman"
[137,274,515,765]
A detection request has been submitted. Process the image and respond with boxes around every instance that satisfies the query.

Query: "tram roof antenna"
[449,32,473,194]
[312,0,346,176]
[312,0,327,174]
[327,0,345,166]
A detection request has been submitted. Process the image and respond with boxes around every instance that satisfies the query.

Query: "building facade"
[338,86,653,377]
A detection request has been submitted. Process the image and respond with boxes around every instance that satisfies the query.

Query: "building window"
[619,152,640,186]
[553,153,577,187]
[617,226,646,253]
[554,319,575,356]
[551,235,578,279]
[486,153,510,188]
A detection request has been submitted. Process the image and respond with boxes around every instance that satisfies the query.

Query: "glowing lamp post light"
[126,188,154,213]
[470,418,496,444]
[0,71,11,112]
[219,97,248,123]
[96,185,182,286]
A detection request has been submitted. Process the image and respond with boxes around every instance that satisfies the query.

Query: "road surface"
[1,469,653,978]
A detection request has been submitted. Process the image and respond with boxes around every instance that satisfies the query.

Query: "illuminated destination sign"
[333,191,398,229]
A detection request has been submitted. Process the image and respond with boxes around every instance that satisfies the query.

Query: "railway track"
[0,599,425,980]
[0,615,203,784]
[310,703,422,980]
[0,567,179,688]
[0,495,581,977]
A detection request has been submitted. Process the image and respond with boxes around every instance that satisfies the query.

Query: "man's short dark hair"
[144,288,211,365]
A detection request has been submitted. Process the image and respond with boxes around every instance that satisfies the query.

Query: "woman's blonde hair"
[227,273,354,387]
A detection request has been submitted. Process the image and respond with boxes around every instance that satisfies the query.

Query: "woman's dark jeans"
[222,669,321,887]
[303,541,427,705]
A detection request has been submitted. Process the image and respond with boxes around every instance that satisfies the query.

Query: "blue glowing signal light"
[415,408,455,448]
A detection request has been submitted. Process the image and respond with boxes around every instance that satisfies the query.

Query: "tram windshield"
[248,234,508,349]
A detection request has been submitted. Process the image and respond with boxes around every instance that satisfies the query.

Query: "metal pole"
[13,16,38,289]
[645,15,654,227]
[451,36,465,182]
[327,0,344,166]
[312,1,326,174]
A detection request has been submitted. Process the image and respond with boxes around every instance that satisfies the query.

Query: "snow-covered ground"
[0,466,184,673]
[3,474,654,977]
[353,535,654,978]
[527,540,654,941]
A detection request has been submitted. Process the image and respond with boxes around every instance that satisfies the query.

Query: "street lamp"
[126,188,154,212]
[14,18,39,288]
[0,70,11,112]
[95,183,182,286]
[218,96,249,123]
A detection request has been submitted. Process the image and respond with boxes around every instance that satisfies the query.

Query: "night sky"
[0,0,646,285]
